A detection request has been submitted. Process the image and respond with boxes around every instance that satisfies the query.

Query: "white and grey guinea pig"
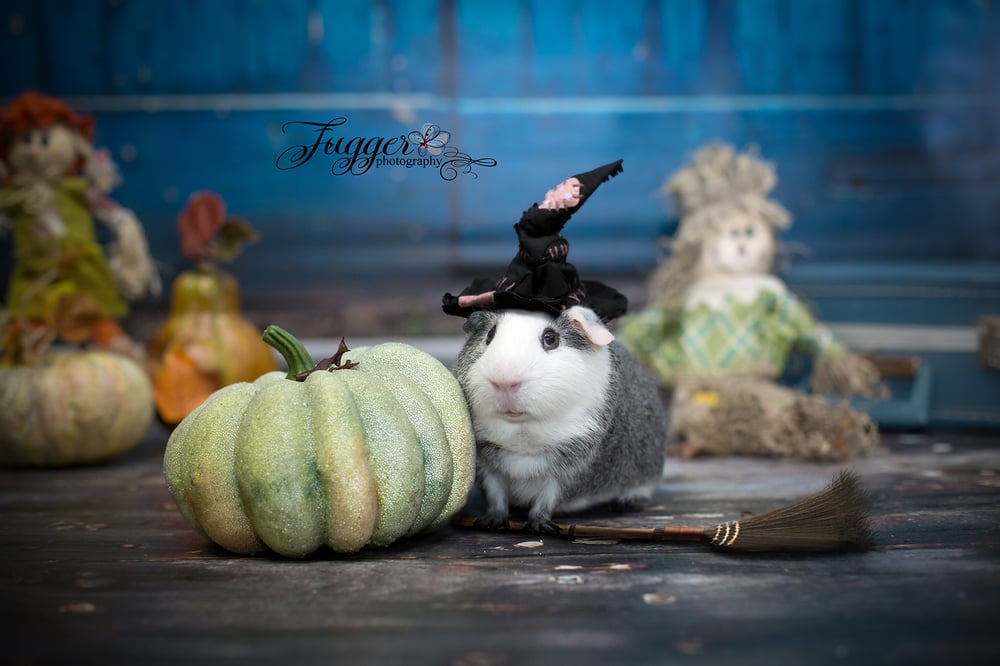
[454,305,669,533]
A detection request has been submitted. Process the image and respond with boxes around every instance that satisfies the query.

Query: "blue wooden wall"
[1,0,999,301]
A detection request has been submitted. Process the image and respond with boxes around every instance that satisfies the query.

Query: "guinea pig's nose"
[490,379,521,394]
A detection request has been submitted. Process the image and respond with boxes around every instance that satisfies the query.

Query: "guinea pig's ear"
[563,306,614,347]
[463,310,494,336]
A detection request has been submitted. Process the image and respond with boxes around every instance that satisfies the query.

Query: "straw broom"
[454,470,874,553]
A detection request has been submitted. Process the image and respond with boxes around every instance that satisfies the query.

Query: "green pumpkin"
[163,326,475,557]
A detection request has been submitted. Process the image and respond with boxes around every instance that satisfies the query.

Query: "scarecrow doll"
[0,91,158,359]
[618,144,883,461]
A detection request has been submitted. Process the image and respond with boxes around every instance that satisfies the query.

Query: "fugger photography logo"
[276,118,497,180]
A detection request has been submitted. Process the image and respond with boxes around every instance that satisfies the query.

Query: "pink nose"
[490,379,521,395]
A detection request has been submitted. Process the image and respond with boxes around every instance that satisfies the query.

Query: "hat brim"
[442,278,627,322]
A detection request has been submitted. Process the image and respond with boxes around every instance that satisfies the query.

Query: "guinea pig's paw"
[525,516,561,535]
[475,510,511,531]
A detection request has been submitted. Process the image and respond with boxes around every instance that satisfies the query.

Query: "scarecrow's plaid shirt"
[618,290,845,386]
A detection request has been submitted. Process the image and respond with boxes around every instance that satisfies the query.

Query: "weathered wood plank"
[1,426,997,664]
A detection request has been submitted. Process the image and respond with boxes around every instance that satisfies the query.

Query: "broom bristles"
[705,471,874,552]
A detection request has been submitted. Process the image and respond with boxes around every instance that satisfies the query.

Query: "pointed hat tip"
[574,159,624,192]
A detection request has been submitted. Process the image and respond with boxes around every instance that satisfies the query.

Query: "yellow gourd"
[146,191,276,425]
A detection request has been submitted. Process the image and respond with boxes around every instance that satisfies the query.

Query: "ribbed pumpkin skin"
[163,342,475,557]
[0,351,154,467]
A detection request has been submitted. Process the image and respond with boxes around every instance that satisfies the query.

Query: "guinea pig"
[455,305,668,533]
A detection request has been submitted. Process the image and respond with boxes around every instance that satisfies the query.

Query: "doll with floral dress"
[0,91,158,360]
[618,144,883,461]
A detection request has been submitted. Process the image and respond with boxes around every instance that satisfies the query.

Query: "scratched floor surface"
[2,426,998,665]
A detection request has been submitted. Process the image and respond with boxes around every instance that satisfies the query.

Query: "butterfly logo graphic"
[406,123,451,157]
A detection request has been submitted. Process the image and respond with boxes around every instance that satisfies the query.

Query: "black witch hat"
[442,159,627,322]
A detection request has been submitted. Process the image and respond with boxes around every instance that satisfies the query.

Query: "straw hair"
[455,471,874,553]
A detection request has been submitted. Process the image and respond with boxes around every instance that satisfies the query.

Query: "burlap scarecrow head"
[442,160,627,322]
[647,144,792,306]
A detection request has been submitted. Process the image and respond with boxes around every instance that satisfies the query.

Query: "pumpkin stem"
[262,325,315,379]
[291,337,359,381]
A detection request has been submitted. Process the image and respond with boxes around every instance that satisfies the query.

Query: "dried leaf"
[451,650,509,666]
[59,602,96,614]
[52,292,103,345]
[211,218,259,263]
[150,346,220,424]
[643,593,678,605]
[514,540,544,549]
[178,191,225,261]
[1,314,56,365]
[553,575,584,585]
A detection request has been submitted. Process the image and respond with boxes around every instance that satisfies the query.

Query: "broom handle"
[452,515,706,543]
[452,472,872,553]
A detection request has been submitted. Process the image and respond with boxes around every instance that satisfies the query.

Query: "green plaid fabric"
[618,291,844,386]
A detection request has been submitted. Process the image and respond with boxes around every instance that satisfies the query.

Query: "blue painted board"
[1,0,999,295]
[919,351,1000,428]
[14,102,983,295]
[523,0,580,96]
[382,0,446,94]
[786,0,856,94]
[656,0,712,94]
[454,0,522,97]
[733,0,787,94]
[5,0,999,96]
[785,262,1000,327]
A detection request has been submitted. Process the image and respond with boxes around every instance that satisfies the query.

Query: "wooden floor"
[2,426,998,665]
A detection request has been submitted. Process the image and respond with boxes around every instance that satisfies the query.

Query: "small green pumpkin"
[163,326,475,557]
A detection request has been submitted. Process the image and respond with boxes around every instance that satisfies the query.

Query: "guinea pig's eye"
[541,328,560,351]
[485,325,496,345]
